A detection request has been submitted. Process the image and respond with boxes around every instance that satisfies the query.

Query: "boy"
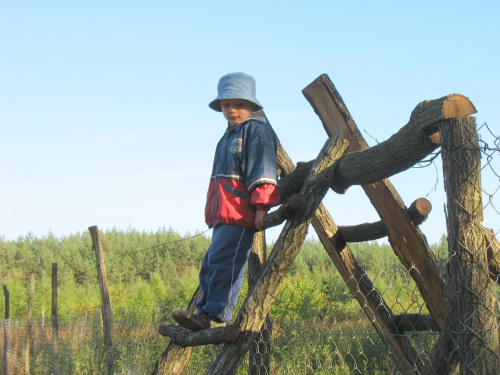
[172,72,281,331]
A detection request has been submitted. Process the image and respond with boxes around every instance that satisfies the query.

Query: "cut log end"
[428,132,441,144]
[412,94,477,139]
[443,94,477,118]
[410,198,432,218]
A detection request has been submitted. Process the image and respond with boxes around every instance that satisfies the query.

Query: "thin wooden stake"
[25,274,35,375]
[3,285,9,319]
[3,285,9,375]
[52,263,59,375]
[89,225,115,375]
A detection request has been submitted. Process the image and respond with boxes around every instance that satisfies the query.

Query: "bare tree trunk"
[441,116,500,374]
[89,226,115,375]
[248,231,272,375]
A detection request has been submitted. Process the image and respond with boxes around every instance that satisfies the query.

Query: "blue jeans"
[195,225,255,322]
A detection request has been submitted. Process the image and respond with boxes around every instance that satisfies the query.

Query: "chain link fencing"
[2,264,497,374]
[0,268,439,375]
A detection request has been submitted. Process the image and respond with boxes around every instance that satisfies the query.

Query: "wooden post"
[52,263,59,375]
[248,231,272,375]
[89,226,115,375]
[3,285,9,319]
[40,308,45,342]
[3,285,9,375]
[25,273,35,375]
[440,117,500,374]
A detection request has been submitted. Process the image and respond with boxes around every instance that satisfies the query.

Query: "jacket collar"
[226,115,266,132]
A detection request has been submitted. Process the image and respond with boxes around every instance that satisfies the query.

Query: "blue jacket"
[205,116,281,228]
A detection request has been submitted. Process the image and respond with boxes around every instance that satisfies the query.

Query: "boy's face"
[220,99,254,126]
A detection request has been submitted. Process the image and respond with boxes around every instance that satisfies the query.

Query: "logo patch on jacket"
[228,138,243,153]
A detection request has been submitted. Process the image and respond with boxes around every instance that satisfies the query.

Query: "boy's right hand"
[254,210,267,232]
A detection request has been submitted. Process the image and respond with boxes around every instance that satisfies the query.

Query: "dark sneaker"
[172,310,225,331]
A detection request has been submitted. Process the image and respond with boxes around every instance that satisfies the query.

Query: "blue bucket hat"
[209,72,263,112]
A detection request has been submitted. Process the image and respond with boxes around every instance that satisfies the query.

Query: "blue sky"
[1,1,499,244]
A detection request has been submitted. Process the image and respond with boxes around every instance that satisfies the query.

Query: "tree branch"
[338,198,431,242]
[158,324,239,347]
[393,314,440,333]
[277,92,476,197]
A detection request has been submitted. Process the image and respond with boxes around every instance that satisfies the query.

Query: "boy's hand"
[254,210,267,232]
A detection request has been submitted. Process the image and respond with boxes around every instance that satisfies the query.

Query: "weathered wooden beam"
[393,314,440,333]
[339,198,431,242]
[440,116,500,373]
[330,94,476,194]
[206,137,348,375]
[158,324,239,347]
[303,74,448,329]
[277,93,476,197]
[311,207,424,374]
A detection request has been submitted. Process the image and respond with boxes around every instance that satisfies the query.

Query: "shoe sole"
[172,311,209,331]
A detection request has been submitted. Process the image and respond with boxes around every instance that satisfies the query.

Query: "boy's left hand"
[254,210,267,232]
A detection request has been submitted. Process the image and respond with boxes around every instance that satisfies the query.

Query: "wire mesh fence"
[2,262,497,374]
[0,267,439,375]
[1,304,172,375]
[1,122,499,374]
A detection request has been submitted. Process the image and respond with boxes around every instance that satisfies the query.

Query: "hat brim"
[209,98,263,112]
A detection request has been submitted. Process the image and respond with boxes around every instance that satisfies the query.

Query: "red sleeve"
[251,183,281,211]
